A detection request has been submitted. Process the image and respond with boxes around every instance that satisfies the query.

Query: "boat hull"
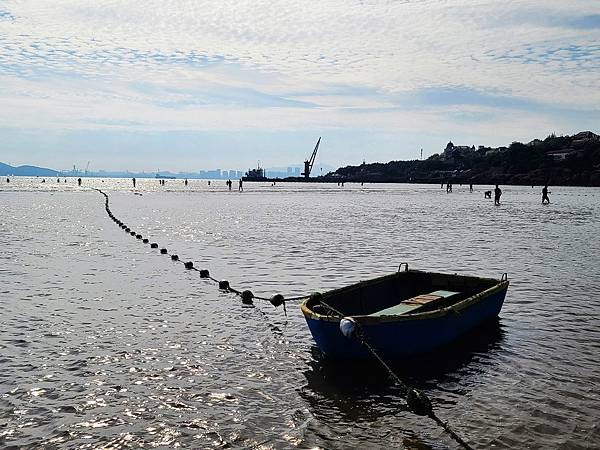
[303,281,508,359]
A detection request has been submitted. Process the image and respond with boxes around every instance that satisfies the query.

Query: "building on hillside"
[546,149,580,161]
[443,141,475,158]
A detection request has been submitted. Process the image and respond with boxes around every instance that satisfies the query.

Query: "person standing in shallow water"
[494,184,502,205]
[132,177,136,188]
[542,185,551,204]
[77,178,81,186]
[238,178,243,192]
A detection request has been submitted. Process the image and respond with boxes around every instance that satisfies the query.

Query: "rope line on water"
[94,189,307,315]
[320,299,474,450]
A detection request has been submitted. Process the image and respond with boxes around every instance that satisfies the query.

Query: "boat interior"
[308,270,501,317]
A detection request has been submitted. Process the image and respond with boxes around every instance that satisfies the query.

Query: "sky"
[1,0,599,172]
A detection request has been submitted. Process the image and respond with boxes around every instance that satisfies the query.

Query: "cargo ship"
[242,163,267,181]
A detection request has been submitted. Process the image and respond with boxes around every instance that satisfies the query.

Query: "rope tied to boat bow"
[320,298,474,450]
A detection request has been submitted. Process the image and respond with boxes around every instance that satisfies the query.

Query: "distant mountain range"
[0,162,59,177]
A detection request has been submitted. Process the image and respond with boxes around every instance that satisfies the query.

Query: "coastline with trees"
[322,131,600,187]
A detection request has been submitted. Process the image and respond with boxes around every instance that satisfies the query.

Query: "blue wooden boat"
[301,265,509,359]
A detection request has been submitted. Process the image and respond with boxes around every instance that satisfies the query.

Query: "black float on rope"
[142,238,149,244]
[171,254,179,261]
[160,248,168,254]
[150,243,158,249]
[407,388,433,417]
[136,234,143,239]
[199,269,210,278]
[125,228,131,232]
[184,261,194,269]
[130,231,136,236]
[241,290,254,305]
[270,294,285,307]
[219,280,230,290]
[310,292,323,303]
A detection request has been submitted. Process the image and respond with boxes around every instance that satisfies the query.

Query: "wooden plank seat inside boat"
[369,290,460,316]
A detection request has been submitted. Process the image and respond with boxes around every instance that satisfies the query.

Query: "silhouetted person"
[238,178,243,192]
[227,179,232,191]
[470,183,473,192]
[542,185,550,204]
[6,177,9,183]
[441,183,444,189]
[57,178,60,183]
[77,178,81,186]
[208,180,211,186]
[132,177,136,188]
[184,179,188,186]
[494,184,502,205]
[447,183,452,193]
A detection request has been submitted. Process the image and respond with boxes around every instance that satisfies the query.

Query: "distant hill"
[322,131,600,186]
[0,162,59,177]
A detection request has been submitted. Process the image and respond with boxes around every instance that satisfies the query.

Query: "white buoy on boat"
[340,317,357,339]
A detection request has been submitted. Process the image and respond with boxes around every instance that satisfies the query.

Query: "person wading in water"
[494,184,502,205]
[542,185,551,204]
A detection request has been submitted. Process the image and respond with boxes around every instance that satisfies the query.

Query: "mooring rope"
[320,299,474,450]
[94,189,307,315]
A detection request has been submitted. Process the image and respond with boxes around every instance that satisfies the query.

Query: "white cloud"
[0,0,599,138]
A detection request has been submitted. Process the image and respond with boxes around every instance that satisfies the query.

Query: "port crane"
[301,137,321,178]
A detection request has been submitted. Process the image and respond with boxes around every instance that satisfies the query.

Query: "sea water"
[1,178,599,448]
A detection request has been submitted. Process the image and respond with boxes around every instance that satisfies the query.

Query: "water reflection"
[301,319,505,420]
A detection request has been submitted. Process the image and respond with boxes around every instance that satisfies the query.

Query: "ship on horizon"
[242,162,267,181]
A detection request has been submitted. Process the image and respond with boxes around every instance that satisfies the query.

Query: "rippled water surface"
[1,177,600,449]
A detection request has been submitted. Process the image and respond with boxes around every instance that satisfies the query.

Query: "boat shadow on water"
[299,318,506,422]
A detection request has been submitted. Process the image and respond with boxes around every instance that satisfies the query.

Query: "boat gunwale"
[300,270,509,324]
